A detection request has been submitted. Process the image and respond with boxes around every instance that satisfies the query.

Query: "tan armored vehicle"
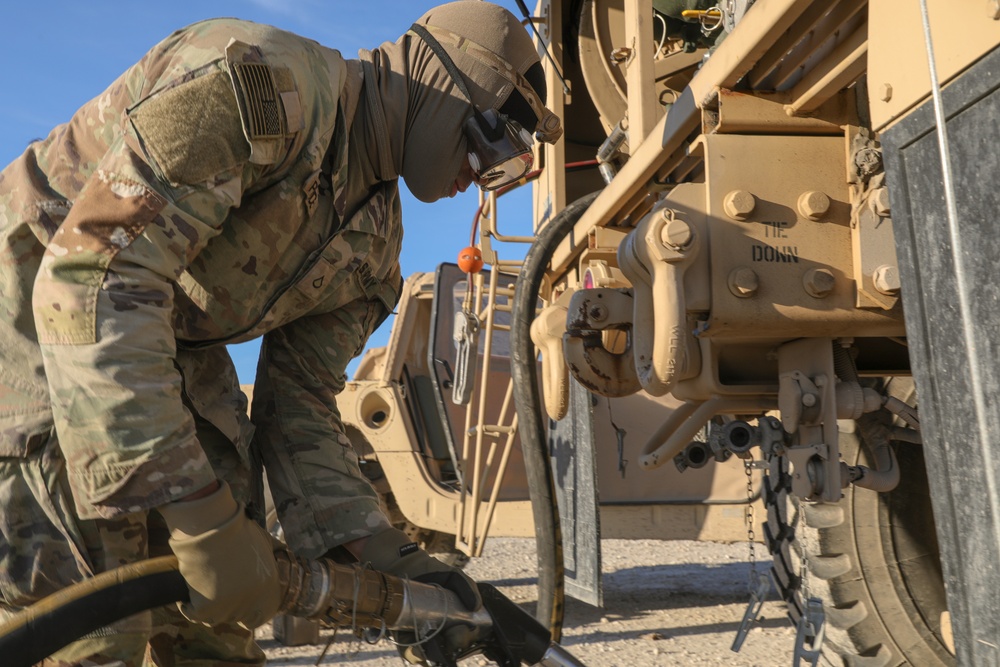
[338,264,758,580]
[332,1,1000,665]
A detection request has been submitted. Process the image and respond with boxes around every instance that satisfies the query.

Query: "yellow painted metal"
[783,21,867,116]
[868,0,1000,131]
[688,0,817,106]
[456,266,521,556]
[699,133,905,338]
[535,0,568,231]
[624,0,660,141]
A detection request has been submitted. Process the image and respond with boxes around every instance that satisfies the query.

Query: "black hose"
[0,556,187,667]
[510,190,602,641]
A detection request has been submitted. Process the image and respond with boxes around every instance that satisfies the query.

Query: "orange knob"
[457,246,484,274]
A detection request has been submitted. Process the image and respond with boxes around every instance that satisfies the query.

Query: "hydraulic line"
[842,412,901,493]
[510,190,602,641]
[0,551,588,667]
[830,345,904,492]
[0,556,188,667]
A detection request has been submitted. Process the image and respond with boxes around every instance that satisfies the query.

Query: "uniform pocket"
[0,368,53,458]
[290,230,377,312]
[0,443,93,607]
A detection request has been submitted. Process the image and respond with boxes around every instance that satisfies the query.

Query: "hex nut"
[873,265,901,295]
[880,83,893,102]
[660,216,693,250]
[803,268,835,298]
[723,190,756,221]
[728,267,759,298]
[610,47,632,64]
[797,191,831,221]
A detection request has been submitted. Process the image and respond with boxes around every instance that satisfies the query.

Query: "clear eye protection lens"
[476,153,532,189]
[463,109,534,191]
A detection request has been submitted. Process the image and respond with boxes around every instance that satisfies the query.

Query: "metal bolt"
[880,83,893,102]
[660,216,693,250]
[797,191,831,221]
[870,187,891,217]
[723,190,756,221]
[802,393,817,407]
[728,267,759,298]
[588,304,608,323]
[610,47,632,65]
[873,265,901,295]
[803,268,835,298]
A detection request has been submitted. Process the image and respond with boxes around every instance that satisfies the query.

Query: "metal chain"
[792,485,826,664]
[797,492,811,603]
[744,454,757,590]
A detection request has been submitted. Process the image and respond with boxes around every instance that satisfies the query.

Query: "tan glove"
[158,481,284,629]
[360,527,482,611]
[361,528,483,666]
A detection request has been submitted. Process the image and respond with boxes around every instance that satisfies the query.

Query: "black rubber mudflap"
[882,42,1000,665]
[549,377,602,607]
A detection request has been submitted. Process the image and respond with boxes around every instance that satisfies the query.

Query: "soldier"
[0,2,560,665]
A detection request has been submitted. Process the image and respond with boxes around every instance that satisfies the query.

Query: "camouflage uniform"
[0,18,401,664]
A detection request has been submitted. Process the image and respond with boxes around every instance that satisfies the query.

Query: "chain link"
[744,454,757,591]
[797,490,810,603]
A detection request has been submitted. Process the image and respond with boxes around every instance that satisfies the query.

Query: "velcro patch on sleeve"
[230,62,285,139]
[128,69,251,185]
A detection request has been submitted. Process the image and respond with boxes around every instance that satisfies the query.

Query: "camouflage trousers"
[0,414,265,667]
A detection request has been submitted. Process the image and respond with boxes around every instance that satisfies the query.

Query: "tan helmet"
[410,7,562,143]
[364,1,563,202]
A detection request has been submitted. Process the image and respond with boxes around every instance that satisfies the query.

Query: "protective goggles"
[464,108,534,191]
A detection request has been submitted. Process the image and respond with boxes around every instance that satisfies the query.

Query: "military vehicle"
[329,1,1000,665]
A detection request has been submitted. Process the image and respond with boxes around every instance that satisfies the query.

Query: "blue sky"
[0,1,534,382]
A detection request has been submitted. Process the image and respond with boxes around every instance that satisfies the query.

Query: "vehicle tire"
[764,378,954,666]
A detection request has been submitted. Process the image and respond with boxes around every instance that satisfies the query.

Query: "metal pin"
[615,425,628,479]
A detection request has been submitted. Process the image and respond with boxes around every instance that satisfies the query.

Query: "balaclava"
[354,1,553,203]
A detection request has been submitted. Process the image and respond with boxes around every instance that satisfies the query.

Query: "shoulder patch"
[128,70,250,185]
[230,62,285,139]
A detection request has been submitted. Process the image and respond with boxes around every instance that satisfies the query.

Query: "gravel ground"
[260,538,796,666]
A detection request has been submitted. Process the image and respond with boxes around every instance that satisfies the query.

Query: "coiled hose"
[510,190,602,642]
[0,556,187,667]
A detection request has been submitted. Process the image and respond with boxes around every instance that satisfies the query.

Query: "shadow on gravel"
[489,561,782,611]
[604,560,777,596]
[257,636,395,665]
[556,615,791,646]
[553,561,793,643]
[491,562,788,634]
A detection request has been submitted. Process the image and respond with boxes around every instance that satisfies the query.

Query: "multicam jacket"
[0,19,401,556]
